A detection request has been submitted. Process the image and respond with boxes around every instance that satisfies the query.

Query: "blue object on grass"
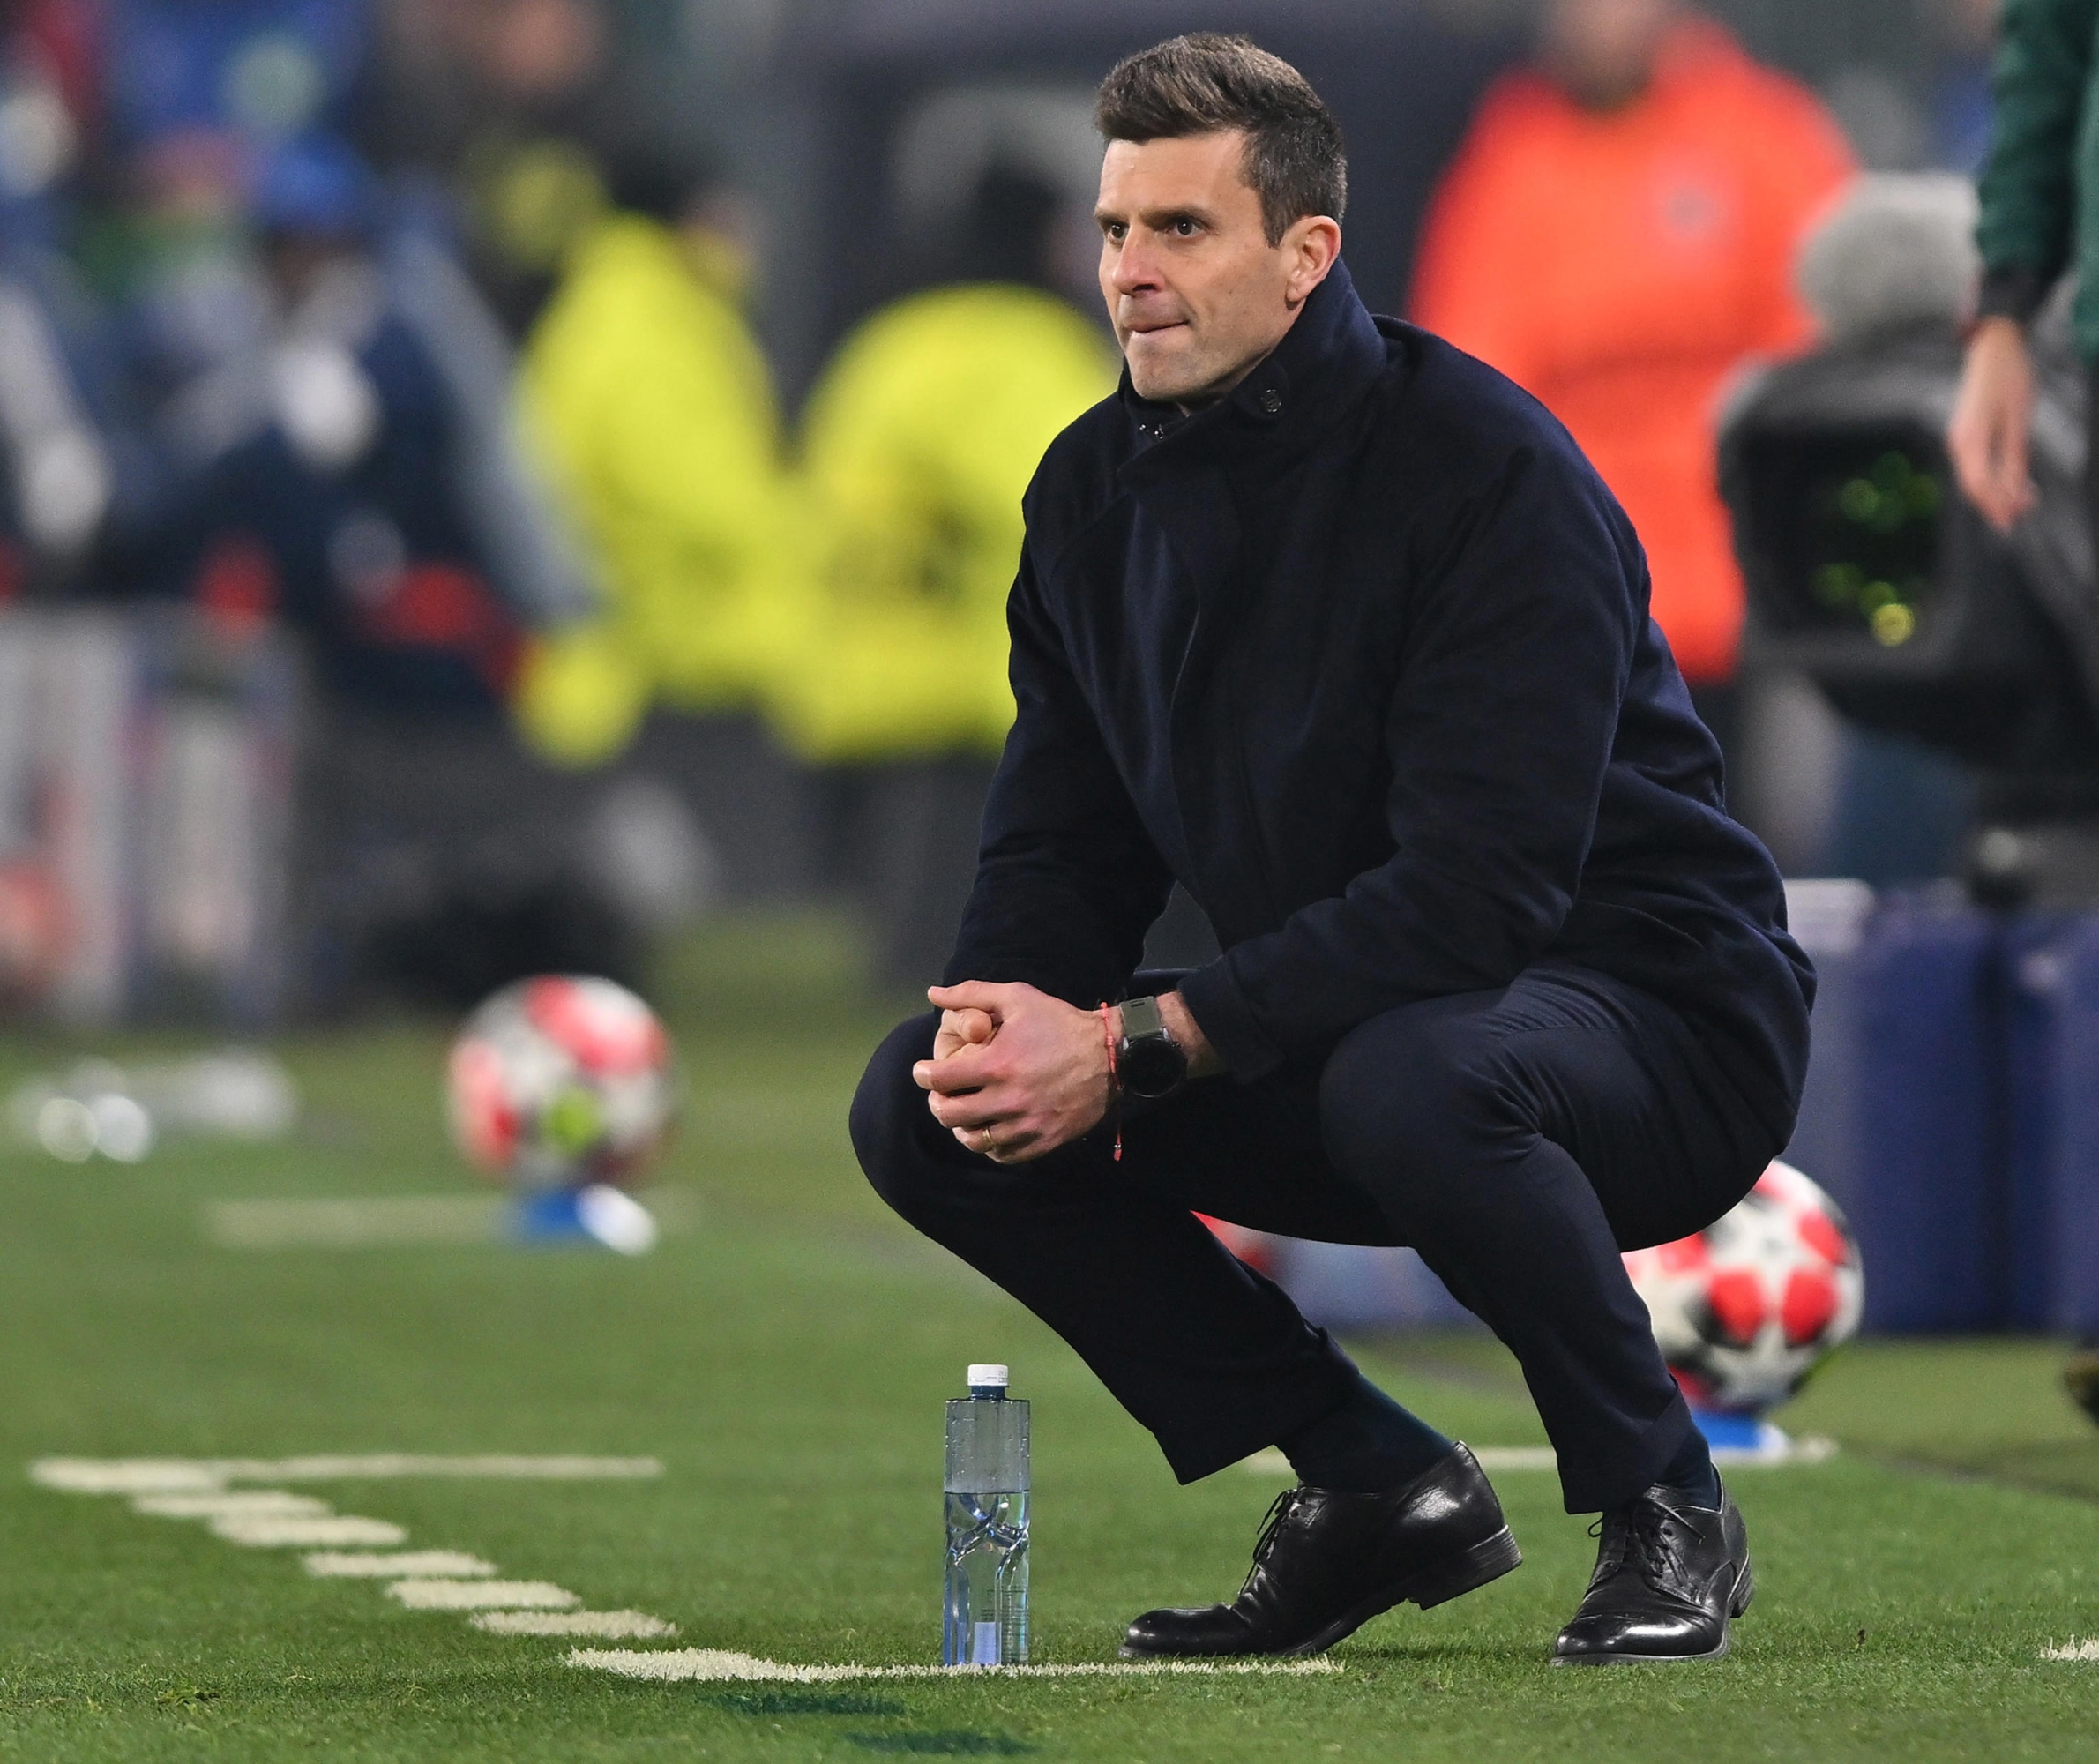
[512,1189,594,1244]
[510,1184,660,1254]
[1689,1409,1765,1452]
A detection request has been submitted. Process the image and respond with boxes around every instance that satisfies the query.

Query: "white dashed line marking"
[134,1491,332,1519]
[213,1514,408,1547]
[474,1611,677,1638]
[303,1551,499,1578]
[33,1452,659,1645]
[388,1579,580,1611]
[2042,1639,2099,1661]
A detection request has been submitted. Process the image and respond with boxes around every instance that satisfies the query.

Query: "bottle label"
[972,1621,999,1665]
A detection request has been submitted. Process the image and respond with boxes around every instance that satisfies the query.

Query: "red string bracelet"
[1099,1002,1123,1162]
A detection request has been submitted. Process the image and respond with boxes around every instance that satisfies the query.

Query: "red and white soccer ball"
[447,975,676,1192]
[1622,1159,1864,1416]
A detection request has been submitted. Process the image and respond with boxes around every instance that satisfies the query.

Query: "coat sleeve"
[943,543,1176,1005]
[1977,0,2099,319]
[1176,441,1639,1080]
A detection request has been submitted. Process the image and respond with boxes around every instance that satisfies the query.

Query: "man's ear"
[1281,215,1341,307]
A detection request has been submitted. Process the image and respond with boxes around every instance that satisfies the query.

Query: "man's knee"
[1318,1004,1516,1208]
[848,1012,948,1215]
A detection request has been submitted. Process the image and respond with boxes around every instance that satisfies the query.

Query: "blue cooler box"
[2004,915,2099,1335]
[1787,893,2000,1332]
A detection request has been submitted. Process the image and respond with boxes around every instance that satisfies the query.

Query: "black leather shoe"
[1552,1481,1752,1665]
[1119,1443,1521,1659]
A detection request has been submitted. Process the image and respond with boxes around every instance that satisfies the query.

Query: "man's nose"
[1109,235,1163,295]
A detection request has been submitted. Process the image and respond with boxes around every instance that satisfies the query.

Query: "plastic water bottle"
[943,1364,1029,1667]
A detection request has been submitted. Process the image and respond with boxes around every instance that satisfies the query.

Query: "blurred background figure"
[1410,0,1856,775]
[1946,0,2099,1422]
[1951,0,2099,538]
[515,135,810,913]
[150,133,628,1013]
[780,162,1115,989]
[180,136,517,712]
[359,0,618,333]
[1925,0,2003,176]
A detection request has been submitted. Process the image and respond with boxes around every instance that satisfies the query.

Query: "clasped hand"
[912,982,1114,1164]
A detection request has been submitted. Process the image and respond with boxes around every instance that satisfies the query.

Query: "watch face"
[1120,1034,1187,1098]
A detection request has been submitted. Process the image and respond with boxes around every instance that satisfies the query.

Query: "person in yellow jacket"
[514,146,803,771]
[785,164,1118,984]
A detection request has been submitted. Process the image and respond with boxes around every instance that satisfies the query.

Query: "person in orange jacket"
[1410,0,1854,750]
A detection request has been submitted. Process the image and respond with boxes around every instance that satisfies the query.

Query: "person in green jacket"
[784,163,1118,985]
[1947,2,2099,1426]
[1948,0,2098,529]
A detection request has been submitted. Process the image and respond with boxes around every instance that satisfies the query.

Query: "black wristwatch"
[1116,995,1189,1099]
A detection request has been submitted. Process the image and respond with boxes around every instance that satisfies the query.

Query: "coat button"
[1259,389,1283,415]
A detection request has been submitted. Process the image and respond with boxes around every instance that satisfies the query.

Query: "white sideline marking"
[474,1611,677,1639]
[213,1514,407,1547]
[134,1491,330,1519]
[1715,1434,1839,1468]
[1470,1447,1559,1472]
[1239,1446,1557,1476]
[390,1578,580,1611]
[202,1190,697,1252]
[2042,1639,2099,1661]
[304,1551,498,1578]
[204,1195,504,1250]
[32,1454,662,1492]
[217,1454,664,1483]
[570,1648,1343,1683]
[1241,1437,1840,1477]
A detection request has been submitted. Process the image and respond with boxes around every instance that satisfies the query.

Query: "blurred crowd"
[0,0,1121,1003]
[0,0,2014,1013]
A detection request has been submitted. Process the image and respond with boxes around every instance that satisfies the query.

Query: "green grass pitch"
[3,910,2099,1760]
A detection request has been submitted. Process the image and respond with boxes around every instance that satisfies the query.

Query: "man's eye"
[1172,220,1200,237]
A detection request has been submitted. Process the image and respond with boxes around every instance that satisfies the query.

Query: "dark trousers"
[850,961,1782,1514]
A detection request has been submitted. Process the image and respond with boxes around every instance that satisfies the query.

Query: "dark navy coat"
[945,262,1813,1140]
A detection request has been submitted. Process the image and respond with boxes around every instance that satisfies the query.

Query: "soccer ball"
[1622,1160,1864,1416]
[447,975,676,1192]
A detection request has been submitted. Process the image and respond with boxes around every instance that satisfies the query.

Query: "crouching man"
[851,33,1811,1665]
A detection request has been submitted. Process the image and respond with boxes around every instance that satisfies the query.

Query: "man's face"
[1540,0,1675,110]
[1095,131,1338,408]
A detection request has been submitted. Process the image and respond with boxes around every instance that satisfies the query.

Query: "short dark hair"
[1094,34,1347,245]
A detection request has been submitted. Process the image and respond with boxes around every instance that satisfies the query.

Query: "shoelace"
[1239,1487,1310,1598]
[1587,1494,1713,1593]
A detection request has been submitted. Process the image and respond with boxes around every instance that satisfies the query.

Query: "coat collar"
[1116,258,1389,477]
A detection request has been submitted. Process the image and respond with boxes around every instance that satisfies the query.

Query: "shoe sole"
[1119,1525,1523,1662]
[1549,1558,1755,1668]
